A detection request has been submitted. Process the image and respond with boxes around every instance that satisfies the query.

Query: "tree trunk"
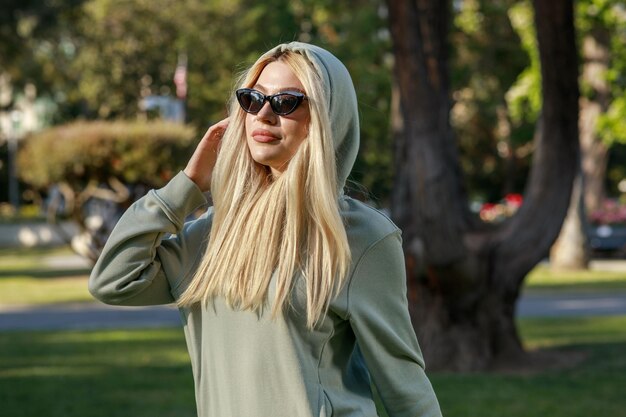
[549,31,610,269]
[550,173,590,270]
[580,34,611,213]
[387,0,579,371]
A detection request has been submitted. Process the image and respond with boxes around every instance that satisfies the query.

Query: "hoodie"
[89,42,442,417]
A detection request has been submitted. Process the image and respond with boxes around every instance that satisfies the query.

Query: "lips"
[251,129,280,143]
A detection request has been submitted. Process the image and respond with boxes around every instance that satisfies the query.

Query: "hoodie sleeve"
[89,171,209,306]
[348,232,442,417]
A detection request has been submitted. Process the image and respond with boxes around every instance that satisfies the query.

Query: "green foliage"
[586,1,626,146]
[577,0,622,33]
[599,96,626,145]
[0,0,85,87]
[506,0,626,136]
[306,1,393,201]
[506,1,541,126]
[17,120,196,188]
[10,0,625,204]
[6,0,392,200]
[450,0,531,202]
[497,0,626,199]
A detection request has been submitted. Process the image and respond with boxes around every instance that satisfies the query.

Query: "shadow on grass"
[0,328,195,417]
[431,340,626,417]
[1,323,626,417]
[0,268,92,279]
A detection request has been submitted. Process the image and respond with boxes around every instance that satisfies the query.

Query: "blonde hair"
[177,50,351,328]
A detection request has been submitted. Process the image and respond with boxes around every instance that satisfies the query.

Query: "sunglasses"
[235,88,308,116]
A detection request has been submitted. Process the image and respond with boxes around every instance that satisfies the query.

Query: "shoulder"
[331,197,405,318]
[341,196,400,254]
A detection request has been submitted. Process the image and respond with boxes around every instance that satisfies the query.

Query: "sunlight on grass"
[0,276,92,306]
[0,246,93,306]
[2,247,625,308]
[0,246,76,270]
[518,316,626,348]
[525,264,626,291]
[43,329,184,344]
[1,318,625,417]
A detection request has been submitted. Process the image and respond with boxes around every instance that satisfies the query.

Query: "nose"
[255,101,277,124]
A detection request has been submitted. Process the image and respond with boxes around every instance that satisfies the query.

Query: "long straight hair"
[177,50,351,328]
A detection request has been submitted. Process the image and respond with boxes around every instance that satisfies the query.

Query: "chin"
[250,152,278,171]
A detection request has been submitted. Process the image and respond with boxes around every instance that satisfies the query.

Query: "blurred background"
[1,0,626,416]
[1,0,626,257]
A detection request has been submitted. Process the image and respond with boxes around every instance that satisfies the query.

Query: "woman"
[89,42,442,417]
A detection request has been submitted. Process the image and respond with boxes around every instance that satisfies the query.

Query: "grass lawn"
[526,263,626,292]
[432,315,626,417]
[0,275,92,306]
[2,246,626,308]
[1,247,626,415]
[1,316,625,417]
[0,246,93,306]
[0,246,81,271]
[0,328,195,417]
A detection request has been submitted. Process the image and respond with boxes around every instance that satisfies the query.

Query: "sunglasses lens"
[236,89,304,115]
[271,94,300,115]
[237,89,264,113]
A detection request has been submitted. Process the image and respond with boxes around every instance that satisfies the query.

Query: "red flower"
[504,193,523,208]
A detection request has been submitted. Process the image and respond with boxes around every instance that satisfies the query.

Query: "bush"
[17,120,197,260]
[18,120,196,188]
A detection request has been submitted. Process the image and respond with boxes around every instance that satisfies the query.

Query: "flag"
[174,53,187,100]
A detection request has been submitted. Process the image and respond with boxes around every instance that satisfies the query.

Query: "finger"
[206,118,230,142]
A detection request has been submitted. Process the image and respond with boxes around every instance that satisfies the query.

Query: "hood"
[259,42,359,192]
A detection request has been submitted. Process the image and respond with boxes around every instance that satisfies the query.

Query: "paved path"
[0,303,181,331]
[2,291,626,331]
[516,291,626,318]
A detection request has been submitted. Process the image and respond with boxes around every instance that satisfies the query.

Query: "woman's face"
[244,61,310,176]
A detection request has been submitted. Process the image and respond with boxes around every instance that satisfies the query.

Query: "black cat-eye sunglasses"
[235,88,308,116]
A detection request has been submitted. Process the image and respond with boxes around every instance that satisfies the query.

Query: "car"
[589,224,626,258]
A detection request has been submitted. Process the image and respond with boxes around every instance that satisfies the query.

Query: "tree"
[0,0,85,83]
[578,0,626,211]
[513,0,626,269]
[387,0,579,371]
[0,0,87,121]
[12,0,392,198]
[1,1,88,205]
[450,0,531,203]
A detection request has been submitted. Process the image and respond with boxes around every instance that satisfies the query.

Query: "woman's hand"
[184,117,229,192]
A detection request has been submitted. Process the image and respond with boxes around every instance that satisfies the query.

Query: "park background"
[1,0,626,416]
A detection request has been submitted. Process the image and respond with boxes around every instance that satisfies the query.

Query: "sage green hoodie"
[89,42,442,417]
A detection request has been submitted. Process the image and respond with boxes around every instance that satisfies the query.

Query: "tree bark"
[550,173,590,270]
[580,34,611,213]
[549,30,610,270]
[387,0,579,371]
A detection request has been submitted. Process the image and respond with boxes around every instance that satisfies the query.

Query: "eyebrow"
[253,83,306,95]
